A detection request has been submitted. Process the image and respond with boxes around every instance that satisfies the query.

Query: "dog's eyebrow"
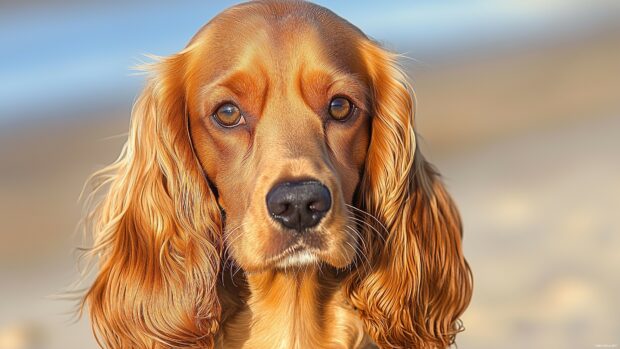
[199,69,269,111]
[328,74,369,103]
[220,71,267,96]
[300,69,369,111]
[203,70,266,96]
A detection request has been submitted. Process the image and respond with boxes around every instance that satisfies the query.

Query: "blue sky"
[0,0,615,123]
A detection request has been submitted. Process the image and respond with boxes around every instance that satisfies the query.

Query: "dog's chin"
[276,245,358,270]
[274,249,319,269]
[237,245,355,274]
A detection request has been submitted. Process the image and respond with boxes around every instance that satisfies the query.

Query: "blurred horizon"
[2,0,620,124]
[1,1,619,349]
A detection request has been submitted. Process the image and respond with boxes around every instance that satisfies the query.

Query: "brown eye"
[328,97,353,120]
[214,103,245,127]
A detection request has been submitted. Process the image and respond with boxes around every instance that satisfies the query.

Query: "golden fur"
[81,1,472,348]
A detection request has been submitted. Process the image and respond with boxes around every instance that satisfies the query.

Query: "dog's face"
[186,8,371,272]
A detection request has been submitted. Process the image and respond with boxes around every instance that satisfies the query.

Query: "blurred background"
[1,1,619,348]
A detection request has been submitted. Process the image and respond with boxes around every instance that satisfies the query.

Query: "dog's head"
[83,2,472,348]
[186,3,372,271]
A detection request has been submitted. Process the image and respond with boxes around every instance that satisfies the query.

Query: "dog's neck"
[218,267,368,349]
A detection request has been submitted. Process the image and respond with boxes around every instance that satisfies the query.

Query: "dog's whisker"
[344,225,372,278]
[348,215,387,245]
[346,204,389,236]
[222,223,248,255]
[347,216,388,242]
[346,223,369,254]
[349,224,372,273]
[221,222,249,284]
[333,242,352,274]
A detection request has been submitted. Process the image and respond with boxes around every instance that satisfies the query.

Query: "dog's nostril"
[308,199,329,213]
[271,202,289,216]
[266,180,332,232]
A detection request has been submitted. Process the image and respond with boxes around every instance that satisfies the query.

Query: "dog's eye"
[213,103,245,127]
[328,97,353,120]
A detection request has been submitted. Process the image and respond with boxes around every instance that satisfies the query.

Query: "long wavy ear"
[346,41,473,348]
[81,53,222,348]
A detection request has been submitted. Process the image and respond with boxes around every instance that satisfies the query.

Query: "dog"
[81,1,472,348]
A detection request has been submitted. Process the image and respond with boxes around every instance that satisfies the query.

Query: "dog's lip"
[265,243,316,265]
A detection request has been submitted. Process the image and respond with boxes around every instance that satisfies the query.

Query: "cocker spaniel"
[81,1,472,348]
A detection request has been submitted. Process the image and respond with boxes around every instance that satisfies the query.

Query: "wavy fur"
[82,54,223,348]
[346,41,473,348]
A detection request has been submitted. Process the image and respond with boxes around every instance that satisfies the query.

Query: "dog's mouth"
[227,212,357,272]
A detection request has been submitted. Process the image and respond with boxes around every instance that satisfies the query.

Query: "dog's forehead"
[189,1,366,45]
[186,1,367,80]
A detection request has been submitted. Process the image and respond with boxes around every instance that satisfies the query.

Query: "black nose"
[266,180,332,232]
